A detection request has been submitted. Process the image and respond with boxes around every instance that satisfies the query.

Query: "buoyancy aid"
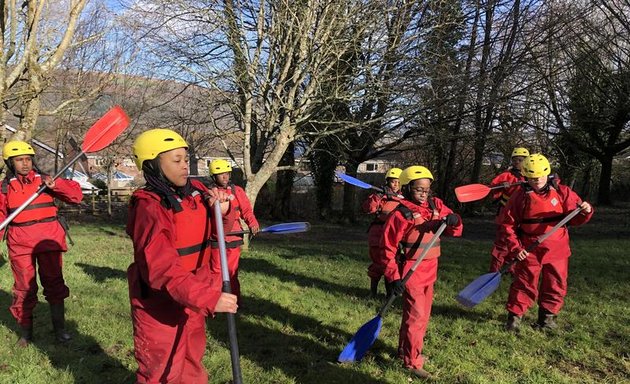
[398,198,442,260]
[520,186,566,236]
[4,174,57,225]
[374,198,401,224]
[141,186,213,272]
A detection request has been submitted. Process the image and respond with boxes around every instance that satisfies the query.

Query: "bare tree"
[0,0,88,142]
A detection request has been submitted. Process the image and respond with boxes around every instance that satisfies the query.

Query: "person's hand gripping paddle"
[0,106,130,232]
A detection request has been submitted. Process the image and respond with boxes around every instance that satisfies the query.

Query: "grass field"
[0,204,628,384]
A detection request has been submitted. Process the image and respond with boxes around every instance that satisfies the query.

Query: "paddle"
[456,207,584,308]
[212,201,243,384]
[454,182,524,203]
[338,221,448,363]
[0,106,130,232]
[336,171,404,198]
[225,221,311,236]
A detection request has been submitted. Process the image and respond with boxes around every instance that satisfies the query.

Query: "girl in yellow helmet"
[361,167,402,297]
[501,154,593,332]
[128,129,237,383]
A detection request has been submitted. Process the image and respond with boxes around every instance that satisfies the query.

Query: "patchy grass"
[0,204,627,383]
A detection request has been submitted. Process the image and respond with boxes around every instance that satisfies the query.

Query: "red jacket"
[362,189,401,246]
[213,184,258,245]
[381,197,463,282]
[490,168,525,205]
[0,170,82,254]
[501,184,593,262]
[126,179,221,316]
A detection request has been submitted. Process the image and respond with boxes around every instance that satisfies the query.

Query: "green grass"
[0,205,628,383]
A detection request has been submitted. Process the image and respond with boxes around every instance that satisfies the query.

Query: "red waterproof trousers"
[506,252,569,316]
[210,246,241,299]
[130,296,208,383]
[398,258,438,370]
[9,250,68,326]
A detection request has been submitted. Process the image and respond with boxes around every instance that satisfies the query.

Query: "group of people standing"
[361,150,593,379]
[0,132,595,383]
[0,129,259,383]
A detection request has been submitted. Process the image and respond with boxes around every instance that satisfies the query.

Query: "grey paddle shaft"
[500,207,584,274]
[379,221,448,316]
[212,200,243,384]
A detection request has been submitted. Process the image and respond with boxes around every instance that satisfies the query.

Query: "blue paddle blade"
[456,272,502,308]
[261,222,310,234]
[338,315,383,363]
[336,171,374,190]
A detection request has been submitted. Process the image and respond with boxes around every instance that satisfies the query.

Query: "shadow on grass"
[0,289,133,383]
[241,257,369,299]
[207,295,390,384]
[76,262,126,283]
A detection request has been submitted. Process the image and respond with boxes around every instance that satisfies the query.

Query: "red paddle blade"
[454,183,491,203]
[81,106,130,153]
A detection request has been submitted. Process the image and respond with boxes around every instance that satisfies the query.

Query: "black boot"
[535,308,557,330]
[369,278,380,298]
[385,281,393,298]
[17,323,33,347]
[505,312,522,332]
[50,302,72,342]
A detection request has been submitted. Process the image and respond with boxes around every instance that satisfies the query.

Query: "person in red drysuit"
[379,165,463,379]
[501,153,593,332]
[207,159,259,305]
[0,140,83,347]
[488,147,529,272]
[361,167,402,298]
[127,129,237,384]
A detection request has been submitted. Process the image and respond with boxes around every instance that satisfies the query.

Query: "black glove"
[444,213,459,227]
[390,279,405,296]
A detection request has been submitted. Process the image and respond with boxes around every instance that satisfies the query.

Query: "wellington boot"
[369,278,379,298]
[409,367,432,379]
[535,308,558,330]
[17,324,33,347]
[50,303,72,342]
[505,312,522,332]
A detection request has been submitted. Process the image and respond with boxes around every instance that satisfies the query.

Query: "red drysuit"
[209,184,258,301]
[361,189,400,279]
[380,198,462,370]
[127,180,223,384]
[501,183,593,316]
[489,169,525,272]
[0,171,82,326]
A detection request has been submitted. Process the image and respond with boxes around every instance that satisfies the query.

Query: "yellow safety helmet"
[385,167,403,180]
[522,153,551,178]
[2,140,35,161]
[511,147,529,158]
[133,129,188,170]
[210,159,232,175]
[399,165,434,185]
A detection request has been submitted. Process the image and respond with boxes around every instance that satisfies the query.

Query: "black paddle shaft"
[377,222,448,317]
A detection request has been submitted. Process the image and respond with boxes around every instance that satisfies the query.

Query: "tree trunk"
[597,154,613,205]
[341,161,359,223]
[272,143,295,220]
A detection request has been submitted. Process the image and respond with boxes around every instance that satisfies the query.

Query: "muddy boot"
[50,303,72,342]
[408,367,432,379]
[535,308,557,330]
[505,312,522,332]
[369,278,380,298]
[17,323,33,347]
[385,280,393,298]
